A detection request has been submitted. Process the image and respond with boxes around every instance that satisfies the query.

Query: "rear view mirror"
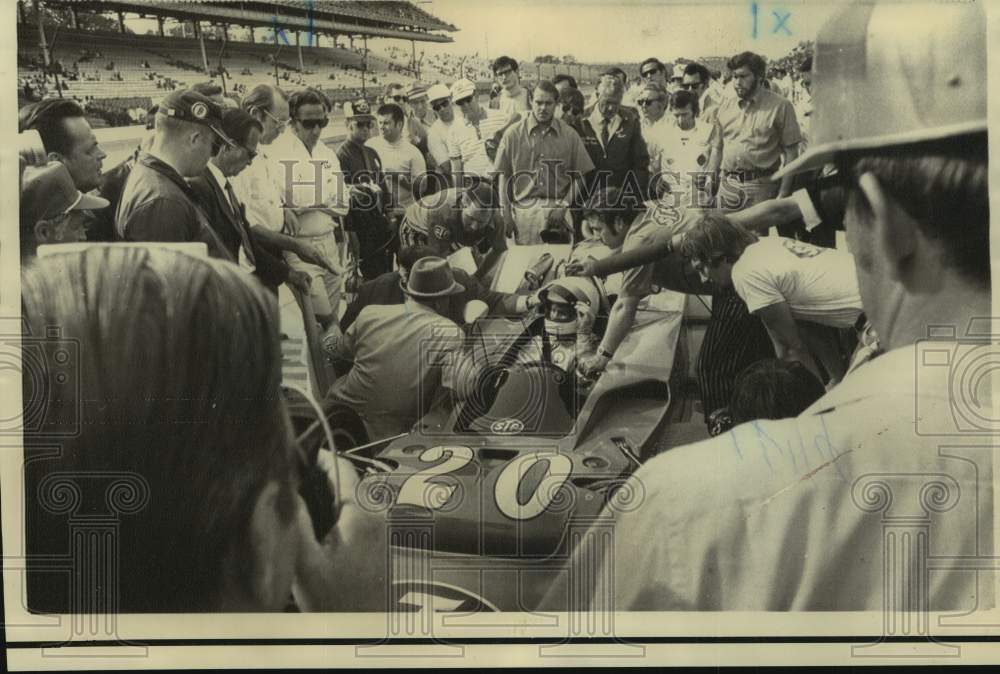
[463,299,488,325]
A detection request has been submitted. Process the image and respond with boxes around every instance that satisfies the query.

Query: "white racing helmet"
[775,0,987,179]
[537,276,609,337]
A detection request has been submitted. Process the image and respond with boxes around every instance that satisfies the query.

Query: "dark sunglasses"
[296,117,329,130]
[454,96,474,107]
[561,104,583,115]
[637,97,665,106]
[679,82,702,91]
[390,95,409,103]
[431,99,451,111]
[495,68,514,77]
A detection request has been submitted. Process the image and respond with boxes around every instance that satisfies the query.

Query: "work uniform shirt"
[732,236,862,328]
[714,86,802,173]
[271,128,349,235]
[115,151,230,260]
[493,114,595,204]
[541,343,994,610]
[653,120,716,205]
[619,202,700,300]
[324,300,463,438]
[403,187,491,257]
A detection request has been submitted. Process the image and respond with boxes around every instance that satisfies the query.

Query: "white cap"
[427,83,451,103]
[671,63,686,80]
[450,78,477,101]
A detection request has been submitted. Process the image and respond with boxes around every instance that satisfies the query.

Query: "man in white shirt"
[681,213,861,384]
[425,83,455,174]
[635,81,670,172]
[366,102,427,212]
[272,87,351,330]
[653,89,719,210]
[492,55,530,116]
[447,78,512,182]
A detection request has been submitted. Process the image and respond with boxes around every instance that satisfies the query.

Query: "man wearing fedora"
[322,257,465,439]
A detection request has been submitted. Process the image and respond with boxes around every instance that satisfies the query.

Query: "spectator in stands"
[681,213,861,385]
[728,358,826,426]
[367,102,427,213]
[495,80,595,245]
[188,108,309,296]
[340,244,532,332]
[322,256,465,439]
[274,87,351,331]
[115,90,233,259]
[577,75,651,203]
[20,98,107,194]
[447,78,511,185]
[19,162,109,260]
[425,83,455,174]
[337,99,395,281]
[233,84,339,292]
[715,51,802,210]
[492,55,529,115]
[22,246,388,613]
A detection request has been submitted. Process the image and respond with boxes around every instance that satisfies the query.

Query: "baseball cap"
[344,98,374,120]
[158,89,226,132]
[450,79,477,101]
[671,64,686,80]
[407,83,428,100]
[21,162,109,225]
[427,83,451,103]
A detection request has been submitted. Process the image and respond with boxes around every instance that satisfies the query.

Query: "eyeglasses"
[640,69,661,79]
[495,68,514,77]
[390,95,409,103]
[454,96,473,107]
[679,81,702,91]
[261,108,289,128]
[637,97,665,106]
[295,117,329,130]
[431,99,451,111]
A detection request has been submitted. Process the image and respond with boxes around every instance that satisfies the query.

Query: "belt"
[722,164,781,181]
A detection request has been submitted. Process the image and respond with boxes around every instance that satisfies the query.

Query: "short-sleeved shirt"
[116,151,231,260]
[493,115,596,204]
[365,135,427,209]
[652,120,715,197]
[732,236,862,328]
[498,87,530,117]
[619,201,701,299]
[231,145,285,232]
[427,118,454,167]
[447,109,510,178]
[714,86,802,172]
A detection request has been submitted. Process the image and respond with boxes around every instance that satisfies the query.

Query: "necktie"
[600,119,610,150]
[225,180,257,268]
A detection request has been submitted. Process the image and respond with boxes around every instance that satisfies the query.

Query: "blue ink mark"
[270,15,290,46]
[772,10,792,36]
[751,1,759,39]
[306,0,316,48]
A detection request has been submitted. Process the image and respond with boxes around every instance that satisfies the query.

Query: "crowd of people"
[16,0,992,615]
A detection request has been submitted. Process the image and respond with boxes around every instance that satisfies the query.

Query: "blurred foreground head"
[22,246,299,612]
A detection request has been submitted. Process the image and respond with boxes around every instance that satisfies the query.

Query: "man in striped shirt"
[446,78,514,184]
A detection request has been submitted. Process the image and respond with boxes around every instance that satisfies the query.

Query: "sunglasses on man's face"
[432,99,451,111]
[561,104,583,115]
[679,81,702,91]
[495,68,514,78]
[454,96,473,107]
[641,69,661,79]
[296,117,329,130]
[390,95,409,103]
[637,97,665,107]
[262,108,289,127]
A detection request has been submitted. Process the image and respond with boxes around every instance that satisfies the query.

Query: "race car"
[284,242,691,612]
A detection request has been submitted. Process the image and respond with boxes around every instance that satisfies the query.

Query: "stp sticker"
[490,418,524,435]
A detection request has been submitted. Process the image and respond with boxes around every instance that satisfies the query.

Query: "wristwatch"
[597,347,614,360]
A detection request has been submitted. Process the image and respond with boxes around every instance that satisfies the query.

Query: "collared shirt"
[324,300,463,438]
[427,118,454,167]
[586,108,622,150]
[447,108,510,178]
[640,115,671,171]
[230,143,286,233]
[493,114,595,204]
[269,128,349,236]
[115,151,230,259]
[541,342,994,611]
[714,86,802,172]
[205,160,254,271]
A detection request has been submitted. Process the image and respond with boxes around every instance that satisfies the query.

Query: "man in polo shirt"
[494,80,595,245]
[322,256,465,439]
[425,84,456,173]
[116,89,233,259]
[713,51,802,211]
[367,103,427,213]
[447,78,512,184]
[336,98,395,280]
[577,75,651,202]
[493,55,530,116]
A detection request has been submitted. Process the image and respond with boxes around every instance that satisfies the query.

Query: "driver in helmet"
[534,275,607,376]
